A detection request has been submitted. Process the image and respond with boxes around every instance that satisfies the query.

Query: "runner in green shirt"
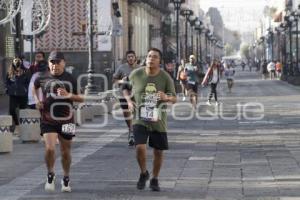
[123,48,176,192]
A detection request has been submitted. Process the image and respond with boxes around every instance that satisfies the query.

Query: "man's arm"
[57,88,84,102]
[159,74,177,104]
[112,66,123,84]
[158,91,176,104]
[32,85,43,109]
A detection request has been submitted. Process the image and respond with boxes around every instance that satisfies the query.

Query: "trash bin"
[0,115,13,152]
[19,109,41,142]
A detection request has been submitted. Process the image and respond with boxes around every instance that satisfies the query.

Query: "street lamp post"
[292,11,300,75]
[280,22,288,78]
[205,29,211,63]
[288,16,293,76]
[188,17,197,56]
[211,37,217,59]
[267,28,274,61]
[275,27,280,61]
[180,8,193,60]
[259,36,265,60]
[171,0,185,74]
[85,0,97,95]
[195,19,203,63]
[208,33,213,62]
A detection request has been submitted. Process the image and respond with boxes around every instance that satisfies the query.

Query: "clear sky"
[200,0,268,33]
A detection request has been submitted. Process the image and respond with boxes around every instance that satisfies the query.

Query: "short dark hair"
[126,50,136,56]
[35,51,45,58]
[148,48,162,61]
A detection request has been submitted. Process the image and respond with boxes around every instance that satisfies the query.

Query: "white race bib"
[61,123,76,136]
[140,106,159,122]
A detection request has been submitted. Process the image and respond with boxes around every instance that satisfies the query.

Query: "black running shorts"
[40,123,73,140]
[133,124,168,150]
[118,98,128,110]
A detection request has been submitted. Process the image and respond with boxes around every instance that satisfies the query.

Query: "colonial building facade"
[22,0,169,86]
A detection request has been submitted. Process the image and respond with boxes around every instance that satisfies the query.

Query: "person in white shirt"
[224,63,235,93]
[267,61,276,80]
[28,61,49,109]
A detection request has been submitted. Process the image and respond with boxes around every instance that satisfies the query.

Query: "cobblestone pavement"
[1,67,300,200]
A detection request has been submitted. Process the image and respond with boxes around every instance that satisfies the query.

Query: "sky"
[200,0,269,33]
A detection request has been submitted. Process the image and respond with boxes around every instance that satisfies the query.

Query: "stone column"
[19,109,41,142]
[0,115,13,152]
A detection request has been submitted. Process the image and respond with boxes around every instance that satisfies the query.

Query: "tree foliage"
[240,43,250,60]
[263,6,277,18]
[225,43,235,56]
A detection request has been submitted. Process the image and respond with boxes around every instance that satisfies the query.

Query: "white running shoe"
[206,100,211,106]
[215,101,219,106]
[182,96,186,101]
[45,174,55,192]
[61,179,72,192]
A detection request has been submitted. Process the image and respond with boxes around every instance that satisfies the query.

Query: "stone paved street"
[1,67,300,199]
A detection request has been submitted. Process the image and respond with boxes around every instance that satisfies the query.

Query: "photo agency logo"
[49,74,265,126]
[171,101,265,121]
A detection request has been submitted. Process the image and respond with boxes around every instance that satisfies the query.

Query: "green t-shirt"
[129,67,176,133]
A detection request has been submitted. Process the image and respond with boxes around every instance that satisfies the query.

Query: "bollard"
[0,115,13,153]
[19,109,41,142]
[84,105,93,121]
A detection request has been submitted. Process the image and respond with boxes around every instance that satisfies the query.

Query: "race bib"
[61,123,76,137]
[140,106,159,122]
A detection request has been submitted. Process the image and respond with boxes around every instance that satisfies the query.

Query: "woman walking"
[224,63,235,93]
[201,59,221,106]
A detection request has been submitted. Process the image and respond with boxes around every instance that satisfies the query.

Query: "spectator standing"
[5,56,30,134]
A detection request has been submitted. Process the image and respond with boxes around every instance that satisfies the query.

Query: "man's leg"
[58,135,72,177]
[43,132,58,191]
[152,149,163,178]
[44,133,58,173]
[123,110,132,131]
[58,134,72,192]
[123,109,134,146]
[120,99,134,146]
[134,125,150,189]
[148,132,168,192]
[136,144,147,173]
[136,143,150,189]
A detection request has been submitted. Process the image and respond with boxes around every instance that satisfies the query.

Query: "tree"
[263,6,277,18]
[240,43,250,60]
[224,43,235,56]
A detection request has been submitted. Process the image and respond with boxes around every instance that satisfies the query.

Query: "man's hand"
[158,91,168,102]
[127,99,135,112]
[57,88,69,97]
[158,91,177,104]
[36,101,44,110]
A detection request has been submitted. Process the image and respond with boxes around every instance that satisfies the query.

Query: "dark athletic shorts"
[133,124,168,150]
[119,98,128,110]
[185,83,198,94]
[40,122,73,140]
